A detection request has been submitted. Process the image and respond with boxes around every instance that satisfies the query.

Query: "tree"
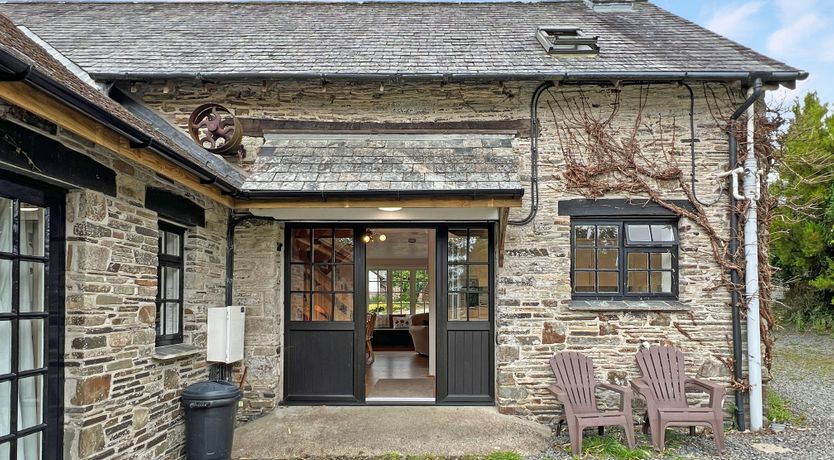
[771,93,834,331]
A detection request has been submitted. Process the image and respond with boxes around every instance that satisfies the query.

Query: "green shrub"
[776,284,834,333]
[771,93,834,334]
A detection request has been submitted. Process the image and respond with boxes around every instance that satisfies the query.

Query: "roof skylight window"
[536,27,600,56]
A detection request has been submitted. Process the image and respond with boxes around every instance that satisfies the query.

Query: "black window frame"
[0,172,65,460]
[446,227,491,322]
[287,226,356,323]
[155,222,185,347]
[570,218,679,300]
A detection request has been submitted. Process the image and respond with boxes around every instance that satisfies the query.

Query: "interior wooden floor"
[365,350,434,400]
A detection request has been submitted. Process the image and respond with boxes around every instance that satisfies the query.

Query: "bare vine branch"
[541,83,783,389]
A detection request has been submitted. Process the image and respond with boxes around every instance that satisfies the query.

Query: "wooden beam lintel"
[497,207,510,268]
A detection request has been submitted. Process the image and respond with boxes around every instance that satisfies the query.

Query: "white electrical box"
[207,306,245,363]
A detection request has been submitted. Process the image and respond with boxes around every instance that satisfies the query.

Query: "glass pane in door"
[0,380,9,436]
[18,319,44,372]
[17,431,41,460]
[0,260,9,313]
[19,261,44,313]
[19,204,45,257]
[17,374,43,430]
[0,197,11,253]
[0,321,9,374]
[291,227,354,322]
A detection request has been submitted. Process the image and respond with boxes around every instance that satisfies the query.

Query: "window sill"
[152,343,202,361]
[568,299,689,312]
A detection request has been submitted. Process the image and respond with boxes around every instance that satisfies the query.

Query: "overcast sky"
[655,0,832,108]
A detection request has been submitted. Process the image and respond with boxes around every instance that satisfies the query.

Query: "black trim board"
[558,198,694,217]
[0,120,116,196]
[238,188,524,201]
[145,187,206,227]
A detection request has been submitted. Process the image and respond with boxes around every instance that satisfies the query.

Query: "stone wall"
[231,220,284,420]
[3,106,230,459]
[132,79,744,422]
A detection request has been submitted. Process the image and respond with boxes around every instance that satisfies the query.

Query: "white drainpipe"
[743,89,763,431]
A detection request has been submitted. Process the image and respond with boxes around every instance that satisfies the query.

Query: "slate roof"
[242,134,522,195]
[0,1,803,82]
[0,13,245,188]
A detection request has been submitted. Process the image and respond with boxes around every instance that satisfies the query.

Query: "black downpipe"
[216,212,276,383]
[727,78,763,431]
[680,82,708,206]
[225,213,276,306]
[509,81,554,226]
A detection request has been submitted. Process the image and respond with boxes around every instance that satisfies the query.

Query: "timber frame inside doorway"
[282,222,495,405]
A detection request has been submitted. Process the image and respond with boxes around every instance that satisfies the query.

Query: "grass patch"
[483,452,522,460]
[579,434,653,460]
[371,452,521,460]
[765,388,808,426]
[780,349,834,376]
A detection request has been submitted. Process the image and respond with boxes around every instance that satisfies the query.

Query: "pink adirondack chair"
[632,346,726,453]
[549,352,636,455]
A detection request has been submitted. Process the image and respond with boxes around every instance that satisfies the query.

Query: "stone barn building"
[0,0,805,458]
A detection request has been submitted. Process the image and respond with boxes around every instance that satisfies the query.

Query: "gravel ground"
[528,329,834,460]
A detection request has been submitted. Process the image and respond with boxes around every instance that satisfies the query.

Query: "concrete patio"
[232,406,553,459]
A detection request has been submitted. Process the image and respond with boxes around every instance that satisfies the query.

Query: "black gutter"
[235,188,525,201]
[727,77,763,432]
[0,49,239,195]
[92,70,808,85]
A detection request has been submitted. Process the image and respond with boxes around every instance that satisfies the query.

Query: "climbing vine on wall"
[539,83,781,390]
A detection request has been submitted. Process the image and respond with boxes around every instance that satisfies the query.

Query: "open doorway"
[364,228,436,402]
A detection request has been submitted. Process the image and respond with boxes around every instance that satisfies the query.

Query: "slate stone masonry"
[2,105,230,459]
[136,79,744,424]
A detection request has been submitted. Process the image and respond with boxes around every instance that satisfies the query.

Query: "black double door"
[0,173,65,459]
[283,224,494,404]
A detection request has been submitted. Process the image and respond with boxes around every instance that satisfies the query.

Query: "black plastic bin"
[181,380,242,460]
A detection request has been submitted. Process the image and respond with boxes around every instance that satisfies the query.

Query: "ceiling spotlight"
[361,229,387,244]
[378,207,403,212]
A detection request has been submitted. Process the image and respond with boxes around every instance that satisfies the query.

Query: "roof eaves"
[0,47,241,194]
[90,70,809,86]
[235,188,526,201]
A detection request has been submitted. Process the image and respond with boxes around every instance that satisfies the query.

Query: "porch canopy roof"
[241,132,521,203]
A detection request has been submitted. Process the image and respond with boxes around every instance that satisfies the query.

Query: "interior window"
[367,267,430,328]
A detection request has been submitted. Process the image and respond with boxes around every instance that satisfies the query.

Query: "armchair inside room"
[408,313,429,356]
